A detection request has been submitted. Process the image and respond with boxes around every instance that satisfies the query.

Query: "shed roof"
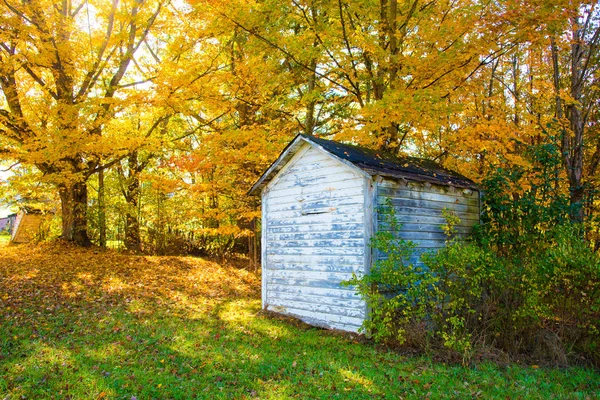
[249,134,478,195]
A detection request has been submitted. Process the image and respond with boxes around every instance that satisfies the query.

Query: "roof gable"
[249,134,478,195]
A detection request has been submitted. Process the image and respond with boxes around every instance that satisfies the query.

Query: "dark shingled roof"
[249,134,478,195]
[303,134,478,189]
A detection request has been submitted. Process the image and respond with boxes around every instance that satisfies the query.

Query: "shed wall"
[263,145,367,332]
[376,179,480,265]
[10,212,44,244]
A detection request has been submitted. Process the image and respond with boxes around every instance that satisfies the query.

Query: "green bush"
[345,134,600,365]
[343,203,437,345]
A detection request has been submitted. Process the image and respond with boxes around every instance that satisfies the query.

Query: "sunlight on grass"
[217,299,259,323]
[338,368,375,391]
[101,276,132,293]
[0,234,10,246]
[106,240,124,250]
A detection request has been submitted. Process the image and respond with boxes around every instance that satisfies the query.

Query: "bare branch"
[216,10,354,95]
[118,77,157,88]
[76,0,119,100]
[1,162,20,172]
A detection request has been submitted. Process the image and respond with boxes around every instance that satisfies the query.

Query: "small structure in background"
[249,134,480,332]
[0,213,17,234]
[10,208,50,244]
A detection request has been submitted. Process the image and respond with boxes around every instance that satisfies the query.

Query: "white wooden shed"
[249,134,480,332]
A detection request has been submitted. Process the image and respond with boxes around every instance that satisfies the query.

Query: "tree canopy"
[0,0,598,251]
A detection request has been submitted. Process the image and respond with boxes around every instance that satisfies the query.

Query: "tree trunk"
[124,180,141,252]
[59,181,91,246]
[98,168,107,248]
[304,55,318,136]
[124,152,142,252]
[549,11,598,224]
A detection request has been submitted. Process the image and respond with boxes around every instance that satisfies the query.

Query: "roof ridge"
[301,134,476,188]
[249,134,478,195]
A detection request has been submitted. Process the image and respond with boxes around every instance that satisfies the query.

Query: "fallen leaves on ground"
[0,242,259,325]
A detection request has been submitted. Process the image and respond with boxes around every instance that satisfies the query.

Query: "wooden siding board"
[379,214,477,226]
[268,197,365,213]
[379,197,480,214]
[375,181,480,267]
[267,180,364,200]
[378,181,478,200]
[262,143,312,194]
[269,291,364,309]
[267,276,358,290]
[268,254,364,265]
[376,207,479,223]
[264,146,367,331]
[267,213,365,227]
[267,230,364,241]
[267,298,366,319]
[266,246,365,256]
[270,172,365,191]
[286,157,348,174]
[266,269,359,281]
[267,262,362,273]
[266,222,363,234]
[267,306,364,330]
[267,238,365,248]
[363,176,378,331]
[261,188,268,309]
[268,283,359,298]
[267,186,364,207]
[379,190,480,206]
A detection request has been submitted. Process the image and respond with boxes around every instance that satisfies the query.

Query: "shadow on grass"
[1,244,599,399]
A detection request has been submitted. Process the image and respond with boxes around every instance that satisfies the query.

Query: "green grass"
[0,244,598,399]
[0,234,10,246]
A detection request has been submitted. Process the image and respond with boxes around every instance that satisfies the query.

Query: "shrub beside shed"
[249,134,480,332]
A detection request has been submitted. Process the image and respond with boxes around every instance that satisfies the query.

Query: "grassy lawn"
[0,244,598,399]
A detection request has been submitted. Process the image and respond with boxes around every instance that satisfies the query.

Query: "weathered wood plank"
[267,222,364,234]
[268,204,365,220]
[267,230,364,241]
[268,185,364,207]
[266,269,356,281]
[380,230,455,241]
[267,253,363,262]
[267,283,359,298]
[268,261,361,273]
[285,155,346,174]
[267,179,364,200]
[377,190,480,208]
[268,238,365,249]
[266,246,365,256]
[267,298,365,319]
[377,206,479,223]
[407,239,447,248]
[377,248,440,262]
[375,222,472,234]
[266,305,364,329]
[268,197,365,213]
[379,214,477,226]
[283,147,334,165]
[267,276,355,289]
[273,170,364,191]
[268,212,365,227]
[261,189,268,309]
[378,182,479,200]
[379,197,480,214]
[269,291,364,309]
